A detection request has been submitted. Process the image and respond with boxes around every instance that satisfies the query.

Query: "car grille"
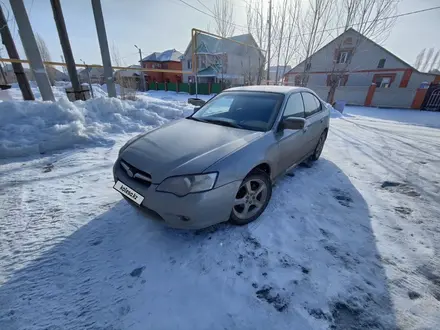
[120,160,152,186]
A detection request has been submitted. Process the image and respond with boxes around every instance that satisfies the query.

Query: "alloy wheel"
[233,178,268,220]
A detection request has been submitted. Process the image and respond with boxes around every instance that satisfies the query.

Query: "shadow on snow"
[0,159,398,330]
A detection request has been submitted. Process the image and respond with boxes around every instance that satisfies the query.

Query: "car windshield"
[191,92,285,131]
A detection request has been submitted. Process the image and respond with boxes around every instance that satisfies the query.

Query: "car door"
[276,92,308,173]
[301,92,325,154]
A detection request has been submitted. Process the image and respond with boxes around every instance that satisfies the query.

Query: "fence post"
[155,82,158,91]
[165,82,168,91]
[364,83,376,107]
[176,82,179,93]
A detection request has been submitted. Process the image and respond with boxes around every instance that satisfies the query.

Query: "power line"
[175,0,248,31]
[275,5,440,41]
[195,0,215,15]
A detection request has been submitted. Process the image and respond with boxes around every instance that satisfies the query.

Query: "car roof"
[224,85,307,95]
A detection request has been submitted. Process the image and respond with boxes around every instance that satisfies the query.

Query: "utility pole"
[266,0,272,84]
[10,0,54,101]
[91,0,116,97]
[60,55,68,75]
[134,45,146,91]
[51,0,83,99]
[0,63,7,84]
[0,4,34,100]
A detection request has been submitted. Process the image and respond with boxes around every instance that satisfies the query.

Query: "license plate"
[113,181,144,205]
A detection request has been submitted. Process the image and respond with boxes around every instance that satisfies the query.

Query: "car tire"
[310,130,327,162]
[230,170,272,226]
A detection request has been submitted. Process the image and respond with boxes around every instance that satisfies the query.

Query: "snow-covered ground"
[1,91,440,329]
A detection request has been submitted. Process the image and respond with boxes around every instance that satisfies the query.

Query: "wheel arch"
[249,162,272,179]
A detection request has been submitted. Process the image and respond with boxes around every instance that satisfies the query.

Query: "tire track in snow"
[329,119,440,328]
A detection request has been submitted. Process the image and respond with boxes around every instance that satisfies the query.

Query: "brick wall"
[142,61,182,83]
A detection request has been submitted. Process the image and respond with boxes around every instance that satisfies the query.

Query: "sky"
[1,0,440,70]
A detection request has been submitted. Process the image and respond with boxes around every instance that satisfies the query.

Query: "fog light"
[179,216,190,222]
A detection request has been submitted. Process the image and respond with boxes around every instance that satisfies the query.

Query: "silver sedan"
[113,86,330,229]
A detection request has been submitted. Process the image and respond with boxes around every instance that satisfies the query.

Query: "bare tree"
[431,50,440,72]
[414,48,440,72]
[36,33,55,86]
[272,0,300,84]
[421,47,434,72]
[325,0,399,103]
[213,0,235,38]
[273,0,287,84]
[246,0,281,84]
[111,43,138,99]
[246,0,266,84]
[414,48,426,70]
[297,0,335,87]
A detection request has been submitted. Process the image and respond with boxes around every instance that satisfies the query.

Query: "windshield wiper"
[203,118,243,129]
[188,117,207,123]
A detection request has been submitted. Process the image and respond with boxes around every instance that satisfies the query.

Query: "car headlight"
[156,173,218,197]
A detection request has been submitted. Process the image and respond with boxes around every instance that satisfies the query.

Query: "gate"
[421,83,440,111]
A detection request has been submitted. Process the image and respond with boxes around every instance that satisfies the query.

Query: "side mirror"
[281,117,306,130]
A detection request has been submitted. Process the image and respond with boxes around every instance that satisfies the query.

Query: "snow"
[0,95,194,159]
[1,96,440,329]
[344,106,440,128]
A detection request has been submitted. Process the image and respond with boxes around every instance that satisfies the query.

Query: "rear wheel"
[230,171,272,226]
[310,131,327,161]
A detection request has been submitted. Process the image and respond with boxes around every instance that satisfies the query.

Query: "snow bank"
[0,96,193,159]
[101,83,122,96]
[326,103,343,118]
[344,106,440,128]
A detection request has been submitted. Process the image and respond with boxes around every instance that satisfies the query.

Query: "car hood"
[120,118,263,183]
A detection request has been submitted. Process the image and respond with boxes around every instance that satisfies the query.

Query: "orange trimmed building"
[140,49,183,84]
[284,28,440,110]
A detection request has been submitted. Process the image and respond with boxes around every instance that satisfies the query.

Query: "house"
[114,65,141,89]
[46,66,69,81]
[3,64,68,84]
[78,67,106,84]
[181,33,265,86]
[284,28,440,109]
[268,65,291,84]
[140,49,182,83]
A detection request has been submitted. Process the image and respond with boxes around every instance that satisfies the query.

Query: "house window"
[377,58,386,68]
[378,77,391,88]
[373,74,395,88]
[337,51,349,64]
[305,62,311,71]
[187,60,192,69]
[199,56,206,69]
[344,37,353,45]
[152,63,161,69]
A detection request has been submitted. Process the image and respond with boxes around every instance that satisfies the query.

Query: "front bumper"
[113,161,241,229]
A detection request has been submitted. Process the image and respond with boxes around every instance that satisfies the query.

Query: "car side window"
[301,92,322,117]
[282,93,305,119]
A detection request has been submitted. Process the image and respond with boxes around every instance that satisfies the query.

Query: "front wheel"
[230,171,272,226]
[310,131,327,161]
